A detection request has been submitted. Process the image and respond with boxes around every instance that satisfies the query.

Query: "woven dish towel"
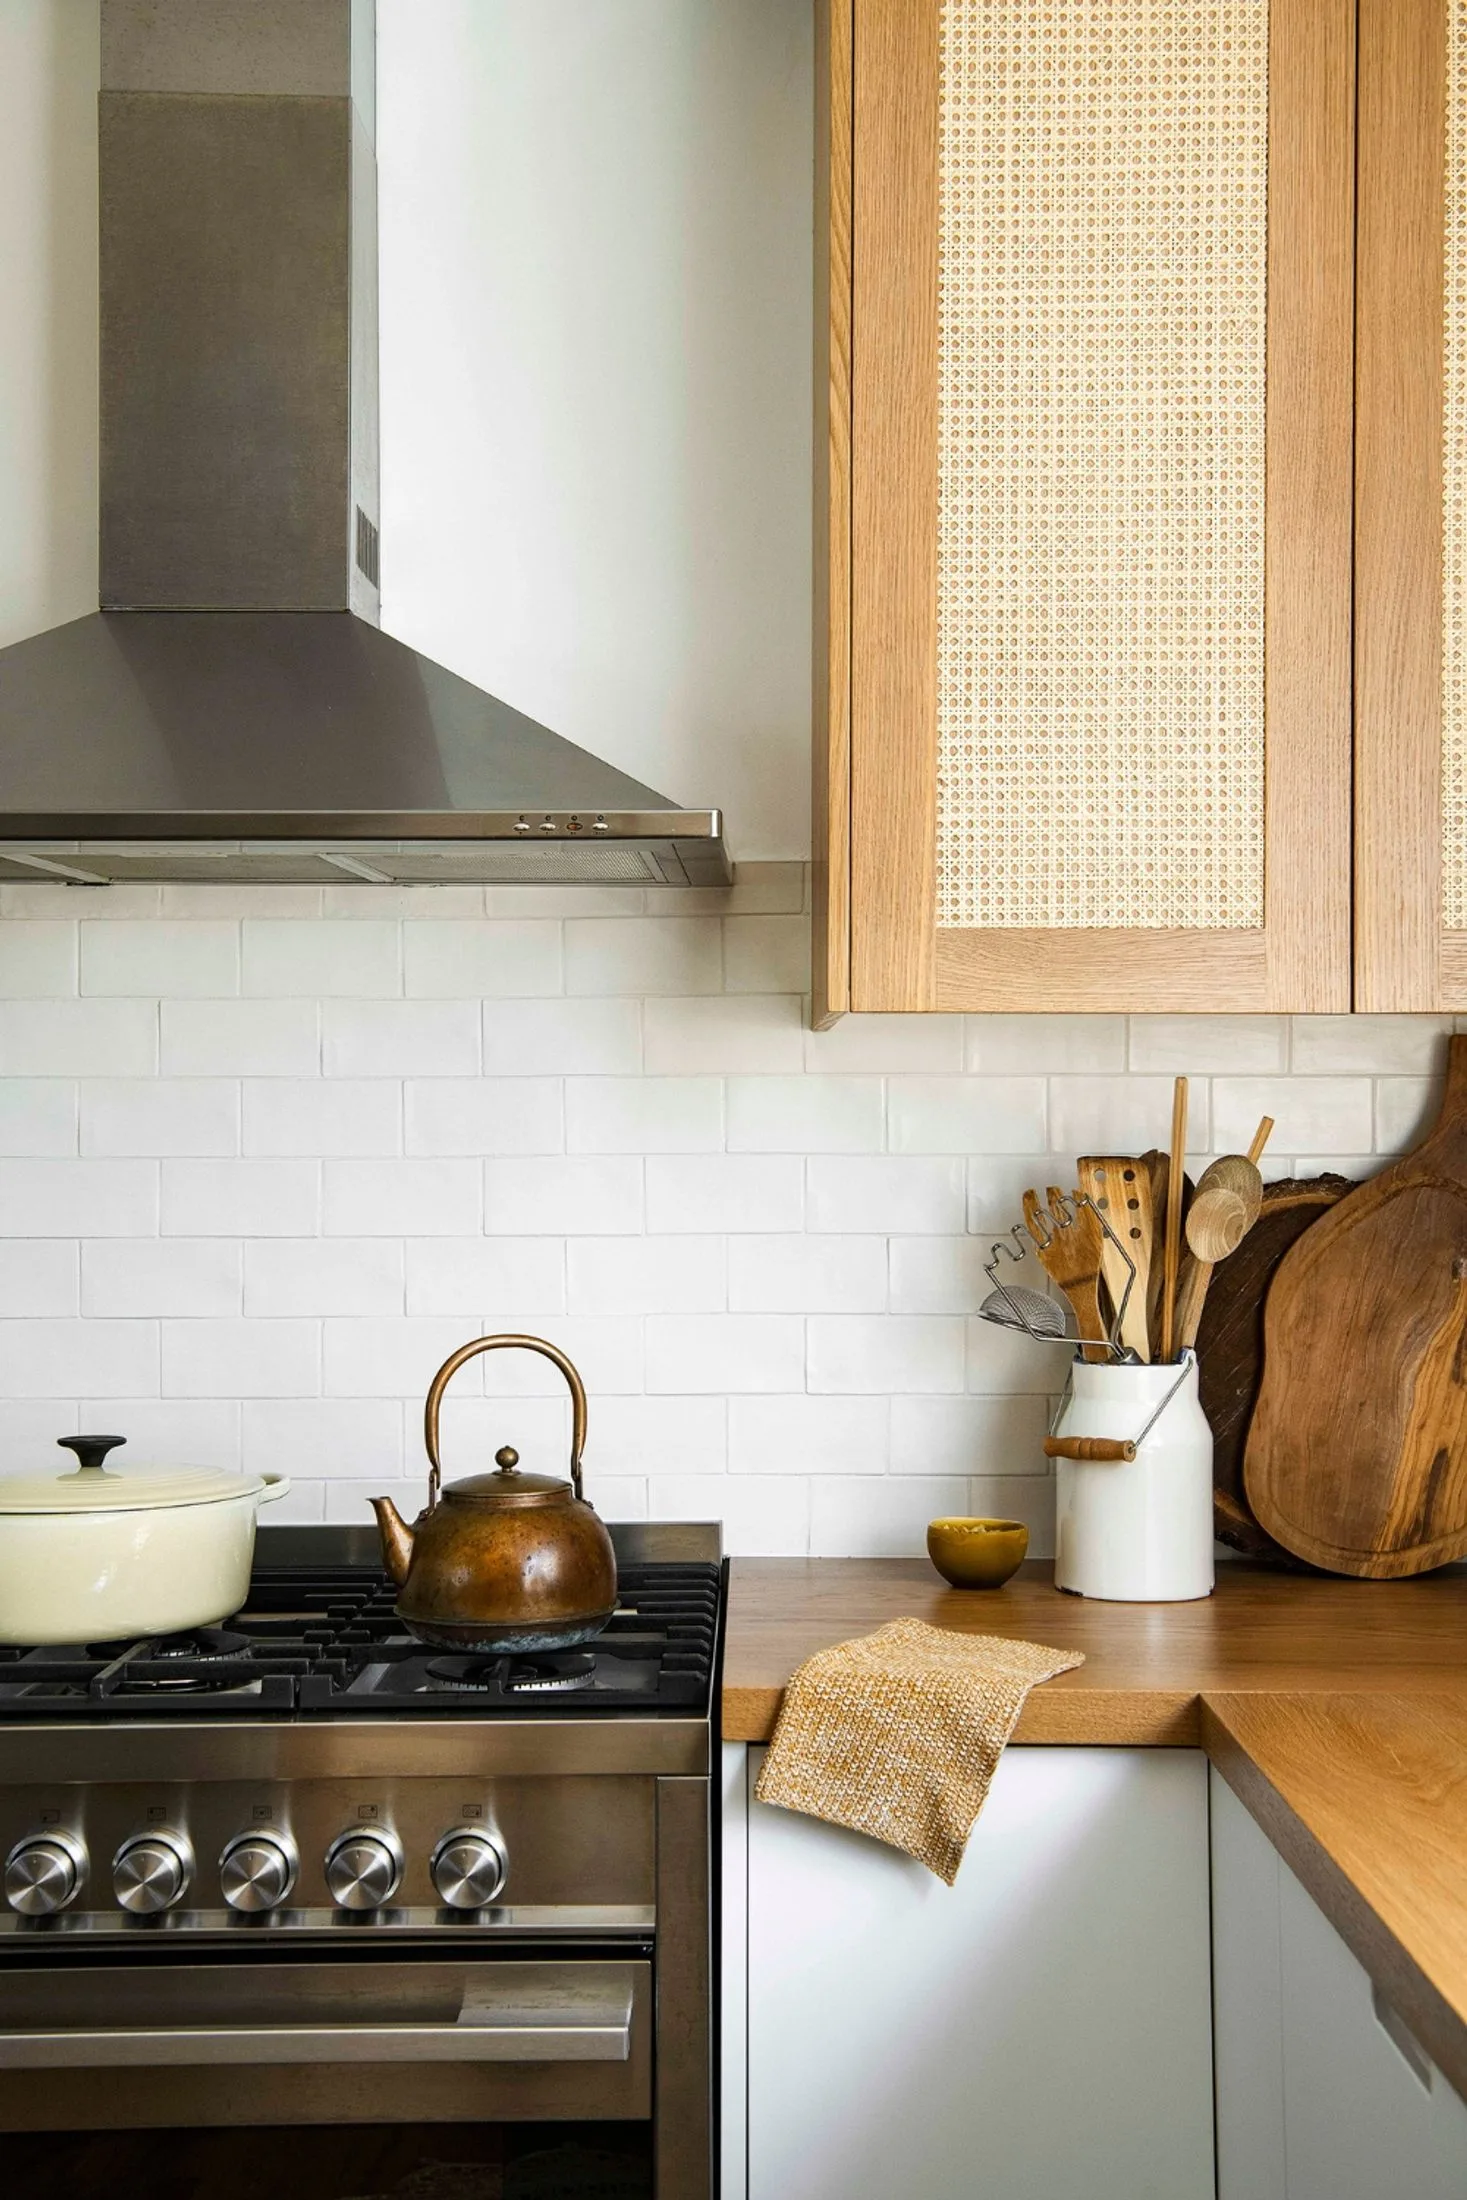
[753,1618,1085,1885]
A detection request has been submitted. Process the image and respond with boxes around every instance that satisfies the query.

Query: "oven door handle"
[0,1971,636,2067]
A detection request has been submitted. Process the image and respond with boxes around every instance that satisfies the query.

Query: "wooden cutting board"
[1195,1176,1352,1561]
[1245,1041,1467,1576]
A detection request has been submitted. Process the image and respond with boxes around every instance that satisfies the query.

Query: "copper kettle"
[371,1334,617,1652]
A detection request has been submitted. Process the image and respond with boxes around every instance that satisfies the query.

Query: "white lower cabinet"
[722,1743,1214,2200]
[1212,1767,1467,2200]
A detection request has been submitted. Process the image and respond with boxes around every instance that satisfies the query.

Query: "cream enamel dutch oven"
[0,1435,290,1645]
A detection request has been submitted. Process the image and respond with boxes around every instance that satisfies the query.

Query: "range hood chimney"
[0,0,729,889]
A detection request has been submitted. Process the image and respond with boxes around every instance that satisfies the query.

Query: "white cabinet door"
[1212,1767,1467,2200]
[738,1745,1212,2200]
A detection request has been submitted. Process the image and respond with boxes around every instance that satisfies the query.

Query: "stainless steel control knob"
[431,1827,507,1911]
[4,1829,86,1917]
[325,1826,404,1911]
[113,1831,193,1915]
[219,1829,298,1914]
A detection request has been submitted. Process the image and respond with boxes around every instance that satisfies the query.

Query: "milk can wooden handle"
[423,1334,589,1507]
[1043,1436,1137,1463]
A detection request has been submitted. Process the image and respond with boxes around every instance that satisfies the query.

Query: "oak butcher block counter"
[723,1558,1467,2102]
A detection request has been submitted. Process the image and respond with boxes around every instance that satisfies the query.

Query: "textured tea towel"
[754,1619,1085,1885]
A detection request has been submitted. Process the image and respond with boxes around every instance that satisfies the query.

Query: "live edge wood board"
[813,0,1354,1018]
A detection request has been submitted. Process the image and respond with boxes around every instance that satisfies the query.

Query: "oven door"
[0,1955,652,2129]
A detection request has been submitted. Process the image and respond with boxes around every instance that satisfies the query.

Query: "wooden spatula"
[1077,1156,1152,1360]
[1031,1186,1109,1363]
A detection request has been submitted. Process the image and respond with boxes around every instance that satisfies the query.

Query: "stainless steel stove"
[0,1521,723,2200]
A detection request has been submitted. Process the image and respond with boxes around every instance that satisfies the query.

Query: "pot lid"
[0,1435,267,1515]
[444,1447,574,1510]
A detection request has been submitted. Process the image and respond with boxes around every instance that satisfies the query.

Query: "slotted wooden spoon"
[1028,1186,1109,1363]
[1077,1156,1152,1361]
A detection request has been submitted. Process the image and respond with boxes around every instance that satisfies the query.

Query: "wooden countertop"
[723,1558,1467,2095]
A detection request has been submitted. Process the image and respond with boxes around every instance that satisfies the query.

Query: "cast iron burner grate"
[0,1562,721,1721]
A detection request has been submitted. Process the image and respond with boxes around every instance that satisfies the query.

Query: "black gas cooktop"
[0,1560,721,1721]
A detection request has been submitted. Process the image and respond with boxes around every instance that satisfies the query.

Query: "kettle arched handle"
[422,1334,589,1509]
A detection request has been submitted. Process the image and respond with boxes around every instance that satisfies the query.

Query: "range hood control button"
[5,1830,86,1916]
[114,1831,192,1914]
[325,1826,404,1911]
[220,1830,298,1914]
[431,1827,507,1911]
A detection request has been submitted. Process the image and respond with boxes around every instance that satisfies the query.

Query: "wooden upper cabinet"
[814,0,1356,1019]
[1355,0,1467,1010]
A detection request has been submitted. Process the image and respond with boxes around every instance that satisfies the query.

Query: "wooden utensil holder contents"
[1051,1357,1214,1604]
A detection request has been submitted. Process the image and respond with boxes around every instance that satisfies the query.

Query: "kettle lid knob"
[495,1447,520,1472]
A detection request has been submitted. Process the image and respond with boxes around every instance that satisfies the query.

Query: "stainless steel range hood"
[0,0,729,890]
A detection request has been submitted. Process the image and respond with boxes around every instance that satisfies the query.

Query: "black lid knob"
[57,1435,126,1476]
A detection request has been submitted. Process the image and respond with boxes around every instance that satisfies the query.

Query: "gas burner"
[505,1653,597,1695]
[89,1628,247,1663]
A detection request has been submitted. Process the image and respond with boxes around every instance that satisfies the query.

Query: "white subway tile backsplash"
[728,1393,888,1475]
[323,1001,479,1078]
[244,919,401,998]
[888,1076,1046,1155]
[0,1080,77,1156]
[646,1155,803,1234]
[82,1079,238,1157]
[1127,1016,1287,1074]
[565,1077,722,1154]
[0,1158,157,1237]
[83,1239,241,1318]
[725,1075,882,1153]
[405,921,562,999]
[0,922,76,997]
[809,1475,967,1558]
[888,1236,990,1314]
[1213,1076,1370,1157]
[164,1319,317,1398]
[162,1000,317,1077]
[163,1159,318,1238]
[645,1315,805,1394]
[0,1320,159,1399]
[245,1079,401,1157]
[324,1158,481,1237]
[889,1393,1050,1476]
[807,1156,965,1235]
[485,1156,642,1236]
[0,999,157,1077]
[566,917,720,996]
[405,1237,566,1320]
[0,1243,77,1318]
[728,1234,885,1312]
[808,1315,965,1395]
[567,1236,725,1316]
[967,1015,1125,1073]
[483,998,641,1076]
[406,1078,561,1156]
[805,1012,962,1073]
[644,994,802,1073]
[244,1240,404,1317]
[723,916,810,995]
[0,872,1446,1551]
[82,921,238,998]
[1292,1014,1452,1074]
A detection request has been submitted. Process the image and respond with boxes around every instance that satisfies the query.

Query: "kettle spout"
[371,1496,415,1586]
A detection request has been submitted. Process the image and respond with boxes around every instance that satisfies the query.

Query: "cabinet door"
[1212,1769,1467,2200]
[745,1746,1213,2200]
[1355,0,1467,1009]
[815,0,1354,1018]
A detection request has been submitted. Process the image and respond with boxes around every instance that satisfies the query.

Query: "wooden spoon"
[1030,1187,1109,1363]
[1077,1156,1152,1360]
[1175,1184,1249,1352]
[1194,1153,1263,1229]
[1160,1078,1190,1362]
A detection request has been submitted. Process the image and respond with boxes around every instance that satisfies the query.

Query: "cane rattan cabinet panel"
[815,0,1354,1018]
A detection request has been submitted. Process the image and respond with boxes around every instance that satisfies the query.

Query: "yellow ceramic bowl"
[926,1517,1029,1590]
